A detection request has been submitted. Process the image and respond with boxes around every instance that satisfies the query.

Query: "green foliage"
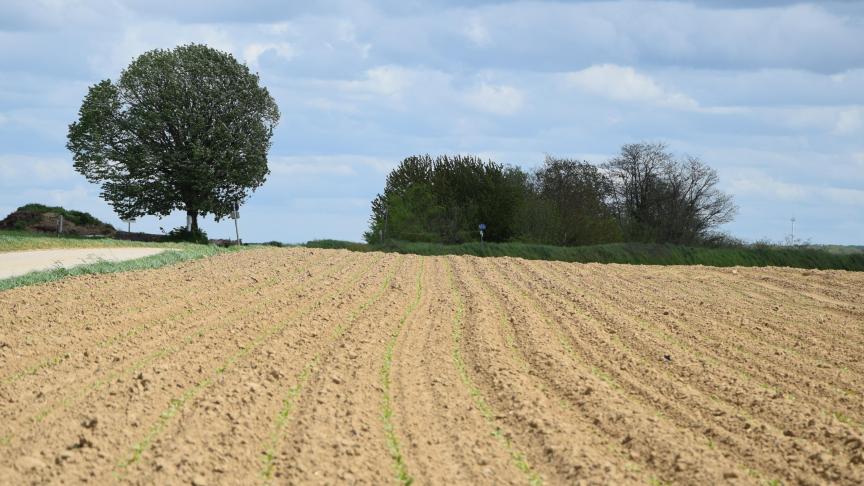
[67,43,280,230]
[305,239,368,251]
[365,155,525,244]
[604,142,737,244]
[164,226,209,244]
[517,157,622,245]
[365,144,737,248]
[306,239,864,271]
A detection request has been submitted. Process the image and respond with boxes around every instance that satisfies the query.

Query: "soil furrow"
[536,260,864,416]
[3,249,863,484]
[546,261,864,445]
[121,254,406,485]
[384,257,533,485]
[453,256,657,484]
[503,259,863,484]
[608,264,864,414]
[0,250,332,385]
[269,255,425,485]
[476,257,760,484]
[109,253,388,480]
[0,252,381,484]
[0,251,357,441]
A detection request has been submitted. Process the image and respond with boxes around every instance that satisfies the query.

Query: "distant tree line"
[365,142,737,246]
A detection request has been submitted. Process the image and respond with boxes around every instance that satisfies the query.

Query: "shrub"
[165,226,209,244]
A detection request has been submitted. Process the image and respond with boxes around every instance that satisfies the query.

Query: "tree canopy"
[518,157,622,246]
[366,144,737,247]
[604,142,737,244]
[67,43,280,230]
[365,155,525,243]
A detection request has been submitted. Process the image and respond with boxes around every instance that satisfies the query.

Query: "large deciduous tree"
[67,44,280,231]
[604,142,737,244]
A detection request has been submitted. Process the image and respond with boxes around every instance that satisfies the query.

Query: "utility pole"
[790,217,796,246]
[232,202,241,246]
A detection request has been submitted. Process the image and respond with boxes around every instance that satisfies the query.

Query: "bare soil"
[1,248,863,485]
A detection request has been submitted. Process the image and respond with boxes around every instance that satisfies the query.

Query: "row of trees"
[365,143,737,246]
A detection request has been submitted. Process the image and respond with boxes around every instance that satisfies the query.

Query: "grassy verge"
[0,229,185,253]
[305,239,864,271]
[0,243,241,291]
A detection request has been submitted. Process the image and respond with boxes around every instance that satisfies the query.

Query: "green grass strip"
[0,229,191,253]
[380,258,424,486]
[305,239,864,272]
[260,257,403,481]
[0,243,241,291]
[113,254,385,476]
[445,260,543,486]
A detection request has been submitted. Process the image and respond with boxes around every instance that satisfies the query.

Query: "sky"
[0,0,862,244]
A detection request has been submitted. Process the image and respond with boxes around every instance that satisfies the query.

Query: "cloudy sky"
[1,0,862,244]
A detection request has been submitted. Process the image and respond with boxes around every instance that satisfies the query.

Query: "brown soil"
[1,248,863,485]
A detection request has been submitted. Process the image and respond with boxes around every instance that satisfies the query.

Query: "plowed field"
[1,248,863,485]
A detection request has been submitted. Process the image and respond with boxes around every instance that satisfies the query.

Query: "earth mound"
[0,203,116,236]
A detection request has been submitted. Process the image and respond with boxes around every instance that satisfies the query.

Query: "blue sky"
[0,0,862,244]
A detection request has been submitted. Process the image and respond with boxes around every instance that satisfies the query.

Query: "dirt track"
[0,248,167,279]
[1,247,863,485]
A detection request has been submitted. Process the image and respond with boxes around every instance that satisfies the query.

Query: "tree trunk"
[187,209,199,232]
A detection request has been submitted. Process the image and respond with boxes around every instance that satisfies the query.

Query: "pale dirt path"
[0,248,167,280]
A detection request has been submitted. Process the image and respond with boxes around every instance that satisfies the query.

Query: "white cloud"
[465,82,525,115]
[270,160,355,177]
[729,173,864,206]
[292,197,369,211]
[337,66,416,98]
[243,42,295,70]
[824,187,864,206]
[303,97,360,113]
[565,64,698,110]
[87,22,236,75]
[0,155,75,185]
[45,186,91,206]
[834,107,864,135]
[464,19,491,47]
[729,175,808,201]
[332,19,371,59]
[270,155,395,176]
